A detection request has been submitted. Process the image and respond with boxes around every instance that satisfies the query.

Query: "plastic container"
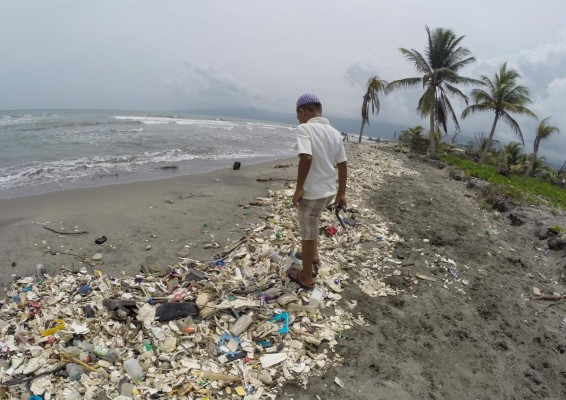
[308,287,324,307]
[66,363,84,381]
[229,312,254,336]
[93,346,118,363]
[36,263,47,278]
[123,358,144,383]
[268,251,284,264]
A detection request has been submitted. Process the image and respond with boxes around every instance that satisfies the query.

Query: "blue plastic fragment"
[269,312,289,334]
[79,285,92,295]
[447,268,458,278]
[22,286,33,292]
[216,333,241,356]
[256,340,273,348]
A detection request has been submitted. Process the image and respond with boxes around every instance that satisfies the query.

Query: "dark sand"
[281,145,566,400]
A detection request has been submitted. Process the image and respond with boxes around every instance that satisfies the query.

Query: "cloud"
[166,62,263,108]
[344,55,392,89]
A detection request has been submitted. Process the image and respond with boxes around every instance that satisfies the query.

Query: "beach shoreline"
[0,156,296,289]
[1,143,565,399]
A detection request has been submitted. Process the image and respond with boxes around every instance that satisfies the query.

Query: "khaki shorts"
[298,195,334,240]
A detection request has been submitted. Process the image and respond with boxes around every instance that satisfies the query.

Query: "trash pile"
[0,144,458,399]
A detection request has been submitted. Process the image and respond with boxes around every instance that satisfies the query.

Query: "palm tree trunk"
[358,120,365,143]
[525,140,539,178]
[479,115,499,163]
[428,109,436,157]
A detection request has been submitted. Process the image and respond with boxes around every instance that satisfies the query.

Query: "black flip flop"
[287,267,314,290]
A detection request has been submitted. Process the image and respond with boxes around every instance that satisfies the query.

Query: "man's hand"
[292,188,304,207]
[335,193,347,210]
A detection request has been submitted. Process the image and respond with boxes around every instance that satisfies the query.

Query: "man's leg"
[295,195,332,286]
[300,238,316,286]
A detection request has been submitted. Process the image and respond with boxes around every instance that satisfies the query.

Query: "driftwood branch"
[60,351,110,377]
[257,176,296,183]
[43,226,89,235]
[533,294,566,301]
[257,172,296,183]
[221,236,247,258]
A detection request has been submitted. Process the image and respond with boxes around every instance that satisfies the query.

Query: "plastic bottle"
[66,363,84,381]
[268,251,284,264]
[93,346,118,363]
[229,312,254,336]
[308,287,324,307]
[36,263,47,279]
[123,358,144,383]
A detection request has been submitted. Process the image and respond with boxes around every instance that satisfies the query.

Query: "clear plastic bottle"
[308,287,324,307]
[123,358,144,383]
[93,346,118,363]
[229,312,254,336]
[66,363,84,381]
[36,263,47,279]
[268,251,284,264]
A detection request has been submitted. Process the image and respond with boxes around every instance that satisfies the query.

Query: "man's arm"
[293,153,312,206]
[335,161,347,208]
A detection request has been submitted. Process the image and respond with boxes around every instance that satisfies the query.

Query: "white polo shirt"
[296,117,347,200]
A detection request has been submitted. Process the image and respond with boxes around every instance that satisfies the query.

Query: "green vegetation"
[550,224,563,235]
[398,125,424,145]
[442,154,566,210]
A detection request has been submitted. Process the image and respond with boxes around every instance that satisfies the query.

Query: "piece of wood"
[257,177,296,182]
[60,351,110,377]
[533,294,566,301]
[43,226,89,235]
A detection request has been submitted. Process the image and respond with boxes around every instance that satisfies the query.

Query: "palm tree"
[461,62,537,163]
[398,125,424,145]
[503,141,526,167]
[388,26,478,156]
[358,76,388,143]
[525,117,560,177]
[529,156,550,178]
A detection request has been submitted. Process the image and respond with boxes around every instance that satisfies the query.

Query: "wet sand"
[0,158,295,290]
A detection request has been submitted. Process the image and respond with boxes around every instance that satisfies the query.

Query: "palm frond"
[500,111,525,144]
[387,77,423,92]
[443,83,469,104]
[440,92,460,132]
[399,48,431,74]
[536,117,560,140]
[461,104,492,119]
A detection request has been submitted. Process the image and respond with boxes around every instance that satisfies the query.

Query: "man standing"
[288,93,348,290]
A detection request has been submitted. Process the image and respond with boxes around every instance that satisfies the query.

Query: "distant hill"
[180,107,406,140]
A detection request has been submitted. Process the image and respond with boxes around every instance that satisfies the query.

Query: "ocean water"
[0,110,297,200]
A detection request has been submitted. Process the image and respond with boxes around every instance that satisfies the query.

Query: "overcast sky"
[1,0,565,163]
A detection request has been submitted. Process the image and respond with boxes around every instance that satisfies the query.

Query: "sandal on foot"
[287,267,314,290]
[289,251,321,278]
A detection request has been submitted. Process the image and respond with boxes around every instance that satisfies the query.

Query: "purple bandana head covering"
[296,93,320,108]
